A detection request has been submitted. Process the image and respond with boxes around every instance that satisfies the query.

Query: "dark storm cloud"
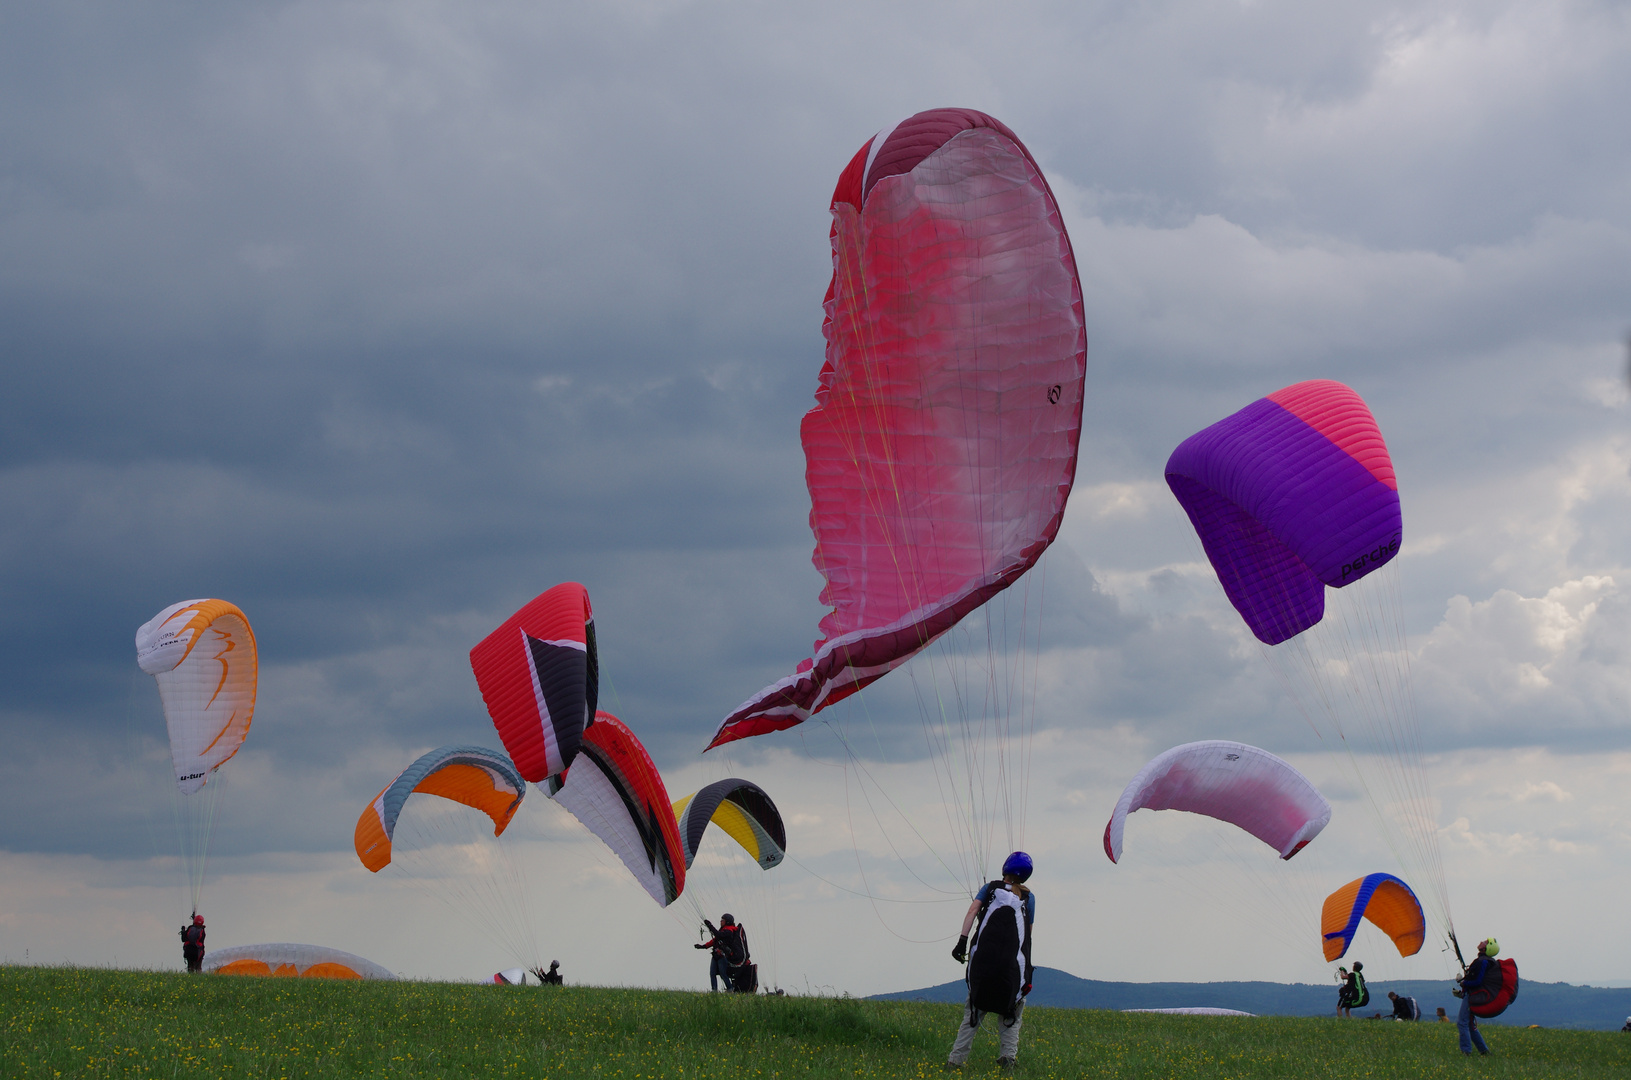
[3,0,1629,865]
[0,1,846,855]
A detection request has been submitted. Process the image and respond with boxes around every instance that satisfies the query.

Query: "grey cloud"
[3,0,1629,874]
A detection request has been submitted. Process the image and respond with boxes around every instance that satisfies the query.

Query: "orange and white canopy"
[205,943,395,980]
[135,599,257,795]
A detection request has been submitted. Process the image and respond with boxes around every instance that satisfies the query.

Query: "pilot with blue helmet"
[947,852,1035,1069]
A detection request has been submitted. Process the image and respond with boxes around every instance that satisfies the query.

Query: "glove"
[951,935,968,963]
[1451,987,1464,998]
[694,943,708,950]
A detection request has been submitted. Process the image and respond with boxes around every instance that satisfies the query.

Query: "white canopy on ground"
[203,943,395,979]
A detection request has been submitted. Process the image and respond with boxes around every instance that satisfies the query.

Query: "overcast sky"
[3,0,1629,995]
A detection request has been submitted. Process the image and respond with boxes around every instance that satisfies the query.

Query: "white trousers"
[947,999,1024,1065]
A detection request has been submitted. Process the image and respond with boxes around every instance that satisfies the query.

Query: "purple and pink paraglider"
[1164,380,1401,646]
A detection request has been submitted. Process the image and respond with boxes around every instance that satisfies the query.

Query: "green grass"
[3,966,1628,1078]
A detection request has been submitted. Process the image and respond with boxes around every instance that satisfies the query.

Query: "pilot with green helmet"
[1452,936,1498,1055]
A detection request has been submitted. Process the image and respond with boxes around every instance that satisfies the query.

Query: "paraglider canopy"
[354,746,526,873]
[708,106,1087,750]
[1321,873,1425,962]
[672,779,786,871]
[1165,380,1400,646]
[470,583,598,784]
[1104,741,1331,863]
[136,599,259,795]
[205,943,394,980]
[550,712,687,907]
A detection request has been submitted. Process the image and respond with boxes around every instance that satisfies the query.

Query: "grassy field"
[4,966,1628,1079]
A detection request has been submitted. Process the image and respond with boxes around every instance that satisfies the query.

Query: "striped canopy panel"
[710,107,1087,750]
[470,582,598,783]
[1165,380,1400,646]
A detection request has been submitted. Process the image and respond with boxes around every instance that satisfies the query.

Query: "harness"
[966,883,1030,1022]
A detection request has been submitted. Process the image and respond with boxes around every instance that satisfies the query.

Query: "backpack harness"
[965,882,1030,1023]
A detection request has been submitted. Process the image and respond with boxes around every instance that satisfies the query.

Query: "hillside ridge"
[873,966,1631,1031]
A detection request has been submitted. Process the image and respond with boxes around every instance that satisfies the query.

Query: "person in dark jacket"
[1453,937,1496,1055]
[1336,962,1367,1017]
[1387,991,1420,1020]
[947,852,1035,1069]
[532,961,562,985]
[179,914,206,973]
[694,915,749,991]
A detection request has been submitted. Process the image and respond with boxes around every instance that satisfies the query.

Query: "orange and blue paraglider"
[1321,872,1426,962]
[354,746,526,873]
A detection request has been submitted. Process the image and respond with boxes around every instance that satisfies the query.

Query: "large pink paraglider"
[708,107,1087,750]
[1104,741,1331,863]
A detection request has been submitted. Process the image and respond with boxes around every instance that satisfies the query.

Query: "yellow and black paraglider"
[673,779,786,871]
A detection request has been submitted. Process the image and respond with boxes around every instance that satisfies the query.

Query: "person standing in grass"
[179,914,205,973]
[946,852,1035,1070]
[1452,937,1495,1056]
[1336,962,1367,1017]
[694,915,748,992]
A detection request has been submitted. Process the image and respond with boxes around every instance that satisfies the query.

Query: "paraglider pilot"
[1387,990,1420,1020]
[1336,961,1367,1017]
[531,961,562,986]
[695,915,749,992]
[1452,937,1496,1056]
[947,852,1034,1069]
[179,914,206,973]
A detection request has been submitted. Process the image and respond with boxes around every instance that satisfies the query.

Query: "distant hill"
[873,967,1631,1032]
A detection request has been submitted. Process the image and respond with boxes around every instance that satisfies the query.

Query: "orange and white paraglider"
[136,599,258,913]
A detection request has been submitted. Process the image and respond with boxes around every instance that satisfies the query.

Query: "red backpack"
[1468,958,1519,1018]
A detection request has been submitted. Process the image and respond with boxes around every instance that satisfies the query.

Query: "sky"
[2,0,1629,997]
